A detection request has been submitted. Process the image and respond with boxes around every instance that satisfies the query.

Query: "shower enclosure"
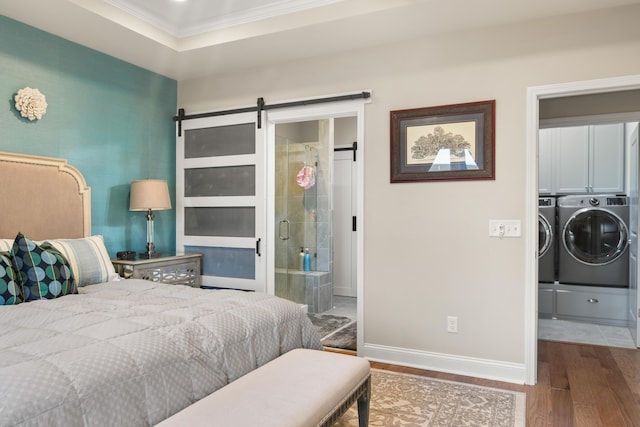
[274,120,333,313]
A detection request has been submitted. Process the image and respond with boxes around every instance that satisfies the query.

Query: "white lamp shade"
[130,180,172,211]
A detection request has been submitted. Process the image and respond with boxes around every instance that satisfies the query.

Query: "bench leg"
[357,376,371,427]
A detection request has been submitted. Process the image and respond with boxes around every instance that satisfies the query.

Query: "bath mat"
[307,313,352,339]
[321,321,357,351]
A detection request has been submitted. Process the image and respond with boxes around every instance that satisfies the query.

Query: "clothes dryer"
[557,195,629,287]
[538,197,556,283]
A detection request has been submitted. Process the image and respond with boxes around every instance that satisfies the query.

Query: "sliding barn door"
[176,112,266,291]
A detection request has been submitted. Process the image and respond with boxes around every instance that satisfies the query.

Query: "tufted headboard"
[0,151,91,240]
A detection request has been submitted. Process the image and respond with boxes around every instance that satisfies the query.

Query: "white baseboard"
[362,343,526,385]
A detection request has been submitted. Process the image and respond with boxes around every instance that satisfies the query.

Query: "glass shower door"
[274,120,333,313]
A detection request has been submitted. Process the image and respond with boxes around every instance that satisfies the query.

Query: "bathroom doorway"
[272,117,358,312]
[265,99,365,353]
[274,119,334,313]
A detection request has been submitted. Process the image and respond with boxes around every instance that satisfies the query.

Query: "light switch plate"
[489,220,521,237]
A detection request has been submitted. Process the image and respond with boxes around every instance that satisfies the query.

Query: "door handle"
[256,238,261,257]
[587,298,599,303]
[279,220,290,240]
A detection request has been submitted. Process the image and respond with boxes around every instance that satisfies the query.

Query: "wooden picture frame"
[390,100,495,182]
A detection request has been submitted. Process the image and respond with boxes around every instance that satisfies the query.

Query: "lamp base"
[140,242,161,259]
[139,251,162,259]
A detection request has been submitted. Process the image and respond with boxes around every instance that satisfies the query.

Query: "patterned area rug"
[307,314,356,351]
[334,369,526,427]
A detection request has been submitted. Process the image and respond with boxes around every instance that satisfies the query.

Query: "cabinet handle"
[587,298,599,303]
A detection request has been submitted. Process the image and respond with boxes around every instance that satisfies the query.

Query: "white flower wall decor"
[14,87,48,121]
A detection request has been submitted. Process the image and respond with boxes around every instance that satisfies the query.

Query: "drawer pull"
[587,298,599,304]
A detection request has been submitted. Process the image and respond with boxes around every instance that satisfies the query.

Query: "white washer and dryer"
[557,195,630,288]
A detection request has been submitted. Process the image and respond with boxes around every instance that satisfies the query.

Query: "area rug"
[307,314,356,351]
[333,369,526,427]
[321,321,357,351]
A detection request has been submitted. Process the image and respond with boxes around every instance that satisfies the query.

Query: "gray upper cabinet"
[539,123,625,195]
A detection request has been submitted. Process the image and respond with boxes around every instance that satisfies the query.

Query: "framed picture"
[390,100,495,182]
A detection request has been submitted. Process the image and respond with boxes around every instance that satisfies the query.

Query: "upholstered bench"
[156,348,371,427]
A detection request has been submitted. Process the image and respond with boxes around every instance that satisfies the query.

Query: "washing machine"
[557,195,629,287]
[538,197,556,283]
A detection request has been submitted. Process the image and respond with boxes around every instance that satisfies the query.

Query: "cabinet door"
[538,129,553,195]
[590,123,625,194]
[555,126,590,194]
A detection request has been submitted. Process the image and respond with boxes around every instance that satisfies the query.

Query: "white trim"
[181,196,256,207]
[363,343,525,385]
[106,0,342,38]
[182,154,257,168]
[540,112,640,129]
[181,236,256,248]
[526,74,640,385]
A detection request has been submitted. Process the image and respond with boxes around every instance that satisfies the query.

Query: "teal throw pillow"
[11,232,77,300]
[0,252,23,305]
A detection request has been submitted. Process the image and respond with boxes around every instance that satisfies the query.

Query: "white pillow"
[46,235,120,286]
[0,239,12,252]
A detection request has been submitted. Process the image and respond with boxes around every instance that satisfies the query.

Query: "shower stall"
[274,120,333,313]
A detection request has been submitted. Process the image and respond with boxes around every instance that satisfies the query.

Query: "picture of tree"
[405,120,476,166]
[410,126,472,160]
[390,100,495,182]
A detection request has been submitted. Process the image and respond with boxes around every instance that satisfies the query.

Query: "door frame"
[265,96,367,354]
[526,74,640,384]
[630,125,640,345]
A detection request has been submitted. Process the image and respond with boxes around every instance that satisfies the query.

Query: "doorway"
[272,118,358,309]
[273,119,334,313]
[526,75,640,384]
[265,99,366,354]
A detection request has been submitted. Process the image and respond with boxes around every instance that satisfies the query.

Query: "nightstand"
[112,253,203,287]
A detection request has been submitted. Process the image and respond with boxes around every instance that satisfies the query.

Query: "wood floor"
[368,340,640,427]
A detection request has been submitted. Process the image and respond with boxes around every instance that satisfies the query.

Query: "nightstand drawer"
[113,254,202,287]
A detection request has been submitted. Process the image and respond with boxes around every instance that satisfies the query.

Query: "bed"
[0,151,323,427]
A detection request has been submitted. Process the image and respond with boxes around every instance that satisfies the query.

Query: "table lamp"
[130,179,172,258]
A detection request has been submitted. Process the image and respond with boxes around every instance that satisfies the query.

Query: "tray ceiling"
[2,0,639,80]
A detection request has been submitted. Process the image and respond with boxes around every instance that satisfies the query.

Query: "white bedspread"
[0,280,322,426]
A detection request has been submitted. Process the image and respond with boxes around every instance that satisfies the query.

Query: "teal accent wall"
[0,16,177,257]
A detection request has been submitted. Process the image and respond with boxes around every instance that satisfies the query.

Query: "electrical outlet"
[447,316,458,333]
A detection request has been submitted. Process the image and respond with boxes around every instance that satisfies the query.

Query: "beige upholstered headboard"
[0,151,91,240]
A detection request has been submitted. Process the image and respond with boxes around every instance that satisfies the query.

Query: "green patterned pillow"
[0,252,23,305]
[11,233,77,300]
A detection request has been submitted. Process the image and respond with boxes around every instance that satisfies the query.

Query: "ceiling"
[2,0,639,81]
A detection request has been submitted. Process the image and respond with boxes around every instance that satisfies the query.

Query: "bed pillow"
[0,239,13,252]
[0,252,23,305]
[10,233,77,301]
[46,235,119,286]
